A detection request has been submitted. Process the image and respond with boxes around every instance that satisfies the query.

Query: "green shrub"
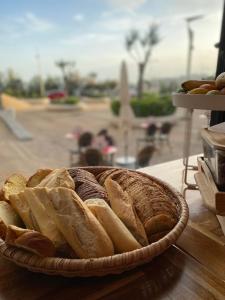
[52,96,79,105]
[111,94,175,117]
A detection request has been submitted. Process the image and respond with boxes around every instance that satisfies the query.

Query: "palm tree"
[126,24,160,99]
[55,60,75,92]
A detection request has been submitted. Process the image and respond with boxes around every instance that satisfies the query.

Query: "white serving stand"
[172,93,225,193]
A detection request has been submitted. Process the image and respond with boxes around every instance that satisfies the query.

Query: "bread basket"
[0,167,188,277]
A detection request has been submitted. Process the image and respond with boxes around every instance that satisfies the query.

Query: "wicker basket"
[0,167,189,277]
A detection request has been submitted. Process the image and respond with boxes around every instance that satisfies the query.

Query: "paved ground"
[0,105,206,182]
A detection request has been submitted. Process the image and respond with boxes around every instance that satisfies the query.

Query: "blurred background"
[0,0,223,177]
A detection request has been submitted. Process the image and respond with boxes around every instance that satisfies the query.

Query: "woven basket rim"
[0,167,189,276]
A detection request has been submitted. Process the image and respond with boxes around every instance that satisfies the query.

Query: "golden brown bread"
[8,193,39,230]
[5,225,56,257]
[0,189,6,201]
[0,201,23,239]
[104,178,148,246]
[85,198,142,253]
[37,168,75,189]
[26,169,52,187]
[3,174,27,201]
[181,80,215,92]
[21,188,69,250]
[38,187,114,258]
[103,171,179,240]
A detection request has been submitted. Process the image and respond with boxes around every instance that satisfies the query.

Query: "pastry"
[38,187,114,258]
[216,72,225,89]
[26,169,52,187]
[181,80,215,92]
[5,225,56,257]
[104,178,148,246]
[85,198,141,253]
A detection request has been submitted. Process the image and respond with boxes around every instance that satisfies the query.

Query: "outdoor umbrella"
[119,61,134,163]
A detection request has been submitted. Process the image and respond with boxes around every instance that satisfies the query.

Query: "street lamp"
[186,15,204,79]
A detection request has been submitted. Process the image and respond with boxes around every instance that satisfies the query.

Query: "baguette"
[5,225,56,257]
[105,178,148,246]
[85,198,141,253]
[26,169,52,187]
[0,201,23,239]
[37,187,114,258]
[8,193,38,230]
[3,174,27,201]
[37,168,75,189]
[21,188,67,249]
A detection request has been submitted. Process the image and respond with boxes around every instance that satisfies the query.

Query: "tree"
[27,76,42,98]
[4,69,25,97]
[55,60,75,93]
[45,76,61,91]
[126,24,160,99]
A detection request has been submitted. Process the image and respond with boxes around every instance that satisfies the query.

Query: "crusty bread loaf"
[106,171,179,240]
[68,168,98,187]
[26,169,52,187]
[37,168,75,190]
[21,188,67,249]
[0,201,23,239]
[3,174,27,201]
[38,187,114,258]
[104,178,148,246]
[8,193,38,230]
[85,198,141,253]
[0,189,6,201]
[5,225,56,257]
[76,181,108,202]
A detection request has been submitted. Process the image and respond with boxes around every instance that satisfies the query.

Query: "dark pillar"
[210,0,225,126]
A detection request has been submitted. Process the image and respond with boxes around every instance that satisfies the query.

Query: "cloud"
[74,14,84,22]
[16,12,54,32]
[103,0,146,10]
[61,32,118,45]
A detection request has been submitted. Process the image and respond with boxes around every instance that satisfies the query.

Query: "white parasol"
[119,61,134,162]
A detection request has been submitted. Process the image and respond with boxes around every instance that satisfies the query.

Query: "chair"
[73,148,105,167]
[136,123,157,151]
[158,122,173,150]
[69,132,93,167]
[136,145,155,168]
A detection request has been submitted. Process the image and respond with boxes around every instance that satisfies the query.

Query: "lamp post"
[35,51,45,97]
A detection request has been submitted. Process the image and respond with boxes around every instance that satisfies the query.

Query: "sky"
[0,0,223,83]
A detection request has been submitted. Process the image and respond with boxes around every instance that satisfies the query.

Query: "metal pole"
[36,52,45,97]
[210,0,225,126]
[186,25,194,79]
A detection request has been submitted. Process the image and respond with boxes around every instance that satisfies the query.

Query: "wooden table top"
[0,157,225,300]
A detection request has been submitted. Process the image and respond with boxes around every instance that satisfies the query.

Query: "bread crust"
[86,198,141,253]
[37,168,75,190]
[38,187,114,258]
[5,225,56,257]
[26,169,52,187]
[105,178,148,246]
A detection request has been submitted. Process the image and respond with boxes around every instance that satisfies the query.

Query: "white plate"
[172,93,225,110]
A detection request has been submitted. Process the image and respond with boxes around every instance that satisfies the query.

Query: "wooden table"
[0,157,225,300]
